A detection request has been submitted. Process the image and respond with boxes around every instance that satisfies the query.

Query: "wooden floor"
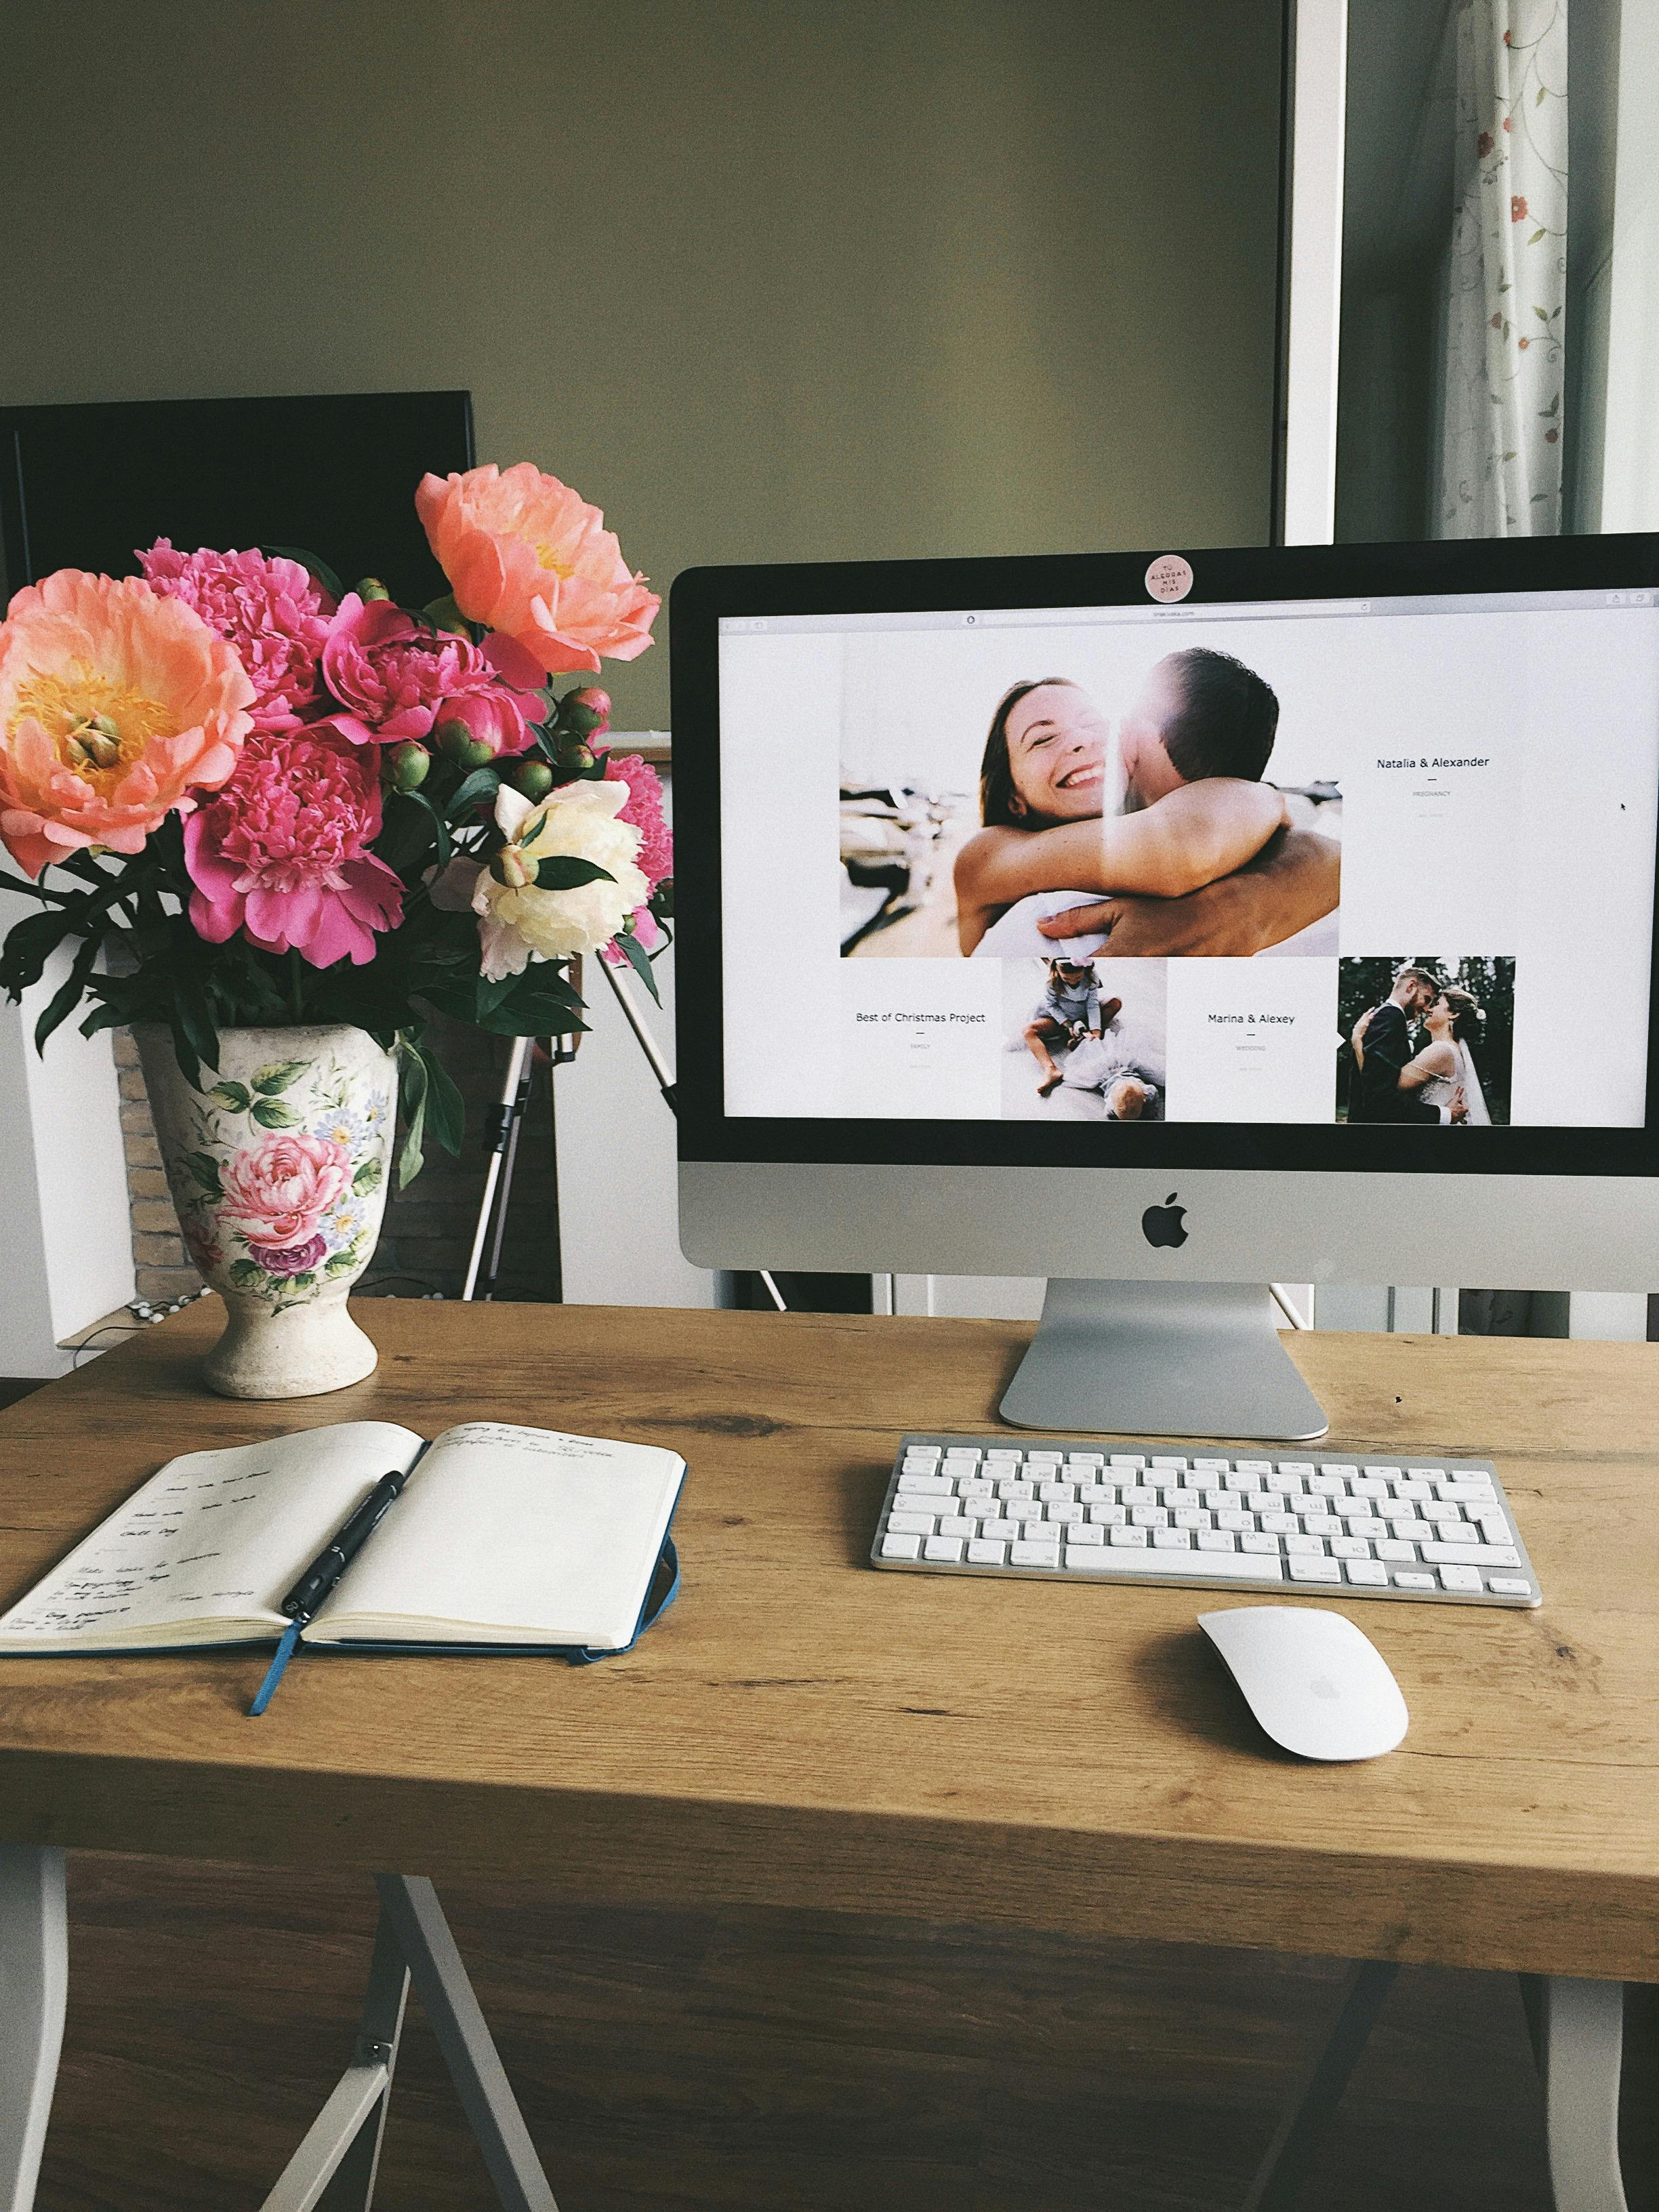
[32,1854,1658,2212]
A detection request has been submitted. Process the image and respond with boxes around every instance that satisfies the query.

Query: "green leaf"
[1528,228,1546,244]
[402,786,453,866]
[1534,304,1549,321]
[261,545,346,604]
[252,1059,309,1095]
[446,766,502,821]
[186,1151,224,1198]
[33,933,103,1054]
[228,1258,263,1289]
[533,856,614,890]
[395,1036,430,1191]
[0,909,75,999]
[251,1097,303,1129]
[352,1155,384,1192]
[323,1248,361,1277]
[208,1081,252,1112]
[422,1043,466,1157]
[615,929,662,1005]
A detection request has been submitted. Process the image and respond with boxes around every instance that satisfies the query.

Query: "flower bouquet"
[0,462,672,1397]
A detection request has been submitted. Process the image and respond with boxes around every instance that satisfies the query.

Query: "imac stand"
[999,1281,1329,1442]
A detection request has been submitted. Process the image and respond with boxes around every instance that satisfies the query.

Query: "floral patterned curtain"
[1437,0,1569,536]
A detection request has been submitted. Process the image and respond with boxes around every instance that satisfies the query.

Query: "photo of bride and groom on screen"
[1336,957,1514,1126]
[840,642,1341,960]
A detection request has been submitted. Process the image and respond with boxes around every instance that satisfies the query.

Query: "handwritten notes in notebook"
[0,1420,423,1648]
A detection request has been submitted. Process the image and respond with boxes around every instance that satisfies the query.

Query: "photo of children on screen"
[841,642,1340,958]
[1004,959,1167,1122]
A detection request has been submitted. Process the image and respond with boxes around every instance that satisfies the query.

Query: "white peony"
[434,780,649,981]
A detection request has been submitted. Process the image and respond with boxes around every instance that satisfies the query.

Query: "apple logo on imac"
[1142,1193,1188,1248]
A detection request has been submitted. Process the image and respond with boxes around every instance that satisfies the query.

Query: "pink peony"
[0,569,253,878]
[314,593,539,749]
[220,1134,350,1249]
[600,754,672,962]
[137,541,332,731]
[603,755,672,892]
[184,728,403,966]
[416,463,659,675]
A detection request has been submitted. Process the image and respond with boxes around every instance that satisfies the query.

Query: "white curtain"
[1437,0,1569,537]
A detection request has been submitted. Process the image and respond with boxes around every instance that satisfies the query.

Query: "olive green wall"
[1,0,1284,730]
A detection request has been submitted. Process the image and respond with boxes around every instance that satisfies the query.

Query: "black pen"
[247,1467,411,1718]
[281,1467,409,1623]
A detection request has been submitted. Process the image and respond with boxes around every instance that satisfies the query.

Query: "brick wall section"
[112,1017,560,1308]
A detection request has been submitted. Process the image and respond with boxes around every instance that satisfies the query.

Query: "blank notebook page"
[310,1420,683,1651]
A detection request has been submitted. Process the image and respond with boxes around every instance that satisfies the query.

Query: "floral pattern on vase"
[135,1023,395,1397]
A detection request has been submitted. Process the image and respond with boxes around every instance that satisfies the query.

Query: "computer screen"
[0,390,474,607]
[678,541,1659,1177]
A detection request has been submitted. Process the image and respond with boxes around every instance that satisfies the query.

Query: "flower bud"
[435,718,476,759]
[561,686,611,737]
[490,847,535,889]
[388,741,430,792]
[509,759,555,800]
[561,742,595,775]
[356,577,392,602]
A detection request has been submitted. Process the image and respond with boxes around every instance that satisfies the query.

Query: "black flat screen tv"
[0,389,474,607]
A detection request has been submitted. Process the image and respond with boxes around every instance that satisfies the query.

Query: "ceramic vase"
[134,1023,396,1399]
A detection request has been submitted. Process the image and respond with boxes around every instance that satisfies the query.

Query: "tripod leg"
[462,1036,535,1300]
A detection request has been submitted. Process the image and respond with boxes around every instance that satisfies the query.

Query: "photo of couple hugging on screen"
[1336,957,1515,1126]
[840,644,1340,960]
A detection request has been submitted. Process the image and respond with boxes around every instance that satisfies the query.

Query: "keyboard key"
[1217,1509,1255,1532]
[1067,1452,1104,1467]
[1330,1537,1372,1560]
[886,1511,935,1536]
[966,1539,1007,1565]
[1420,1540,1523,1568]
[1393,1479,1431,1501]
[1284,1533,1324,1556]
[1389,1518,1433,1542]
[1109,1454,1146,1468]
[1174,1507,1211,1530]
[1351,1476,1391,1499]
[924,1536,965,1563]
[905,1443,941,1459]
[1038,1481,1076,1502]
[1278,1462,1315,1479]
[1066,1546,1281,1581]
[1345,1517,1389,1540]
[985,1448,1021,1462]
[881,1532,922,1560]
[1045,1501,1084,1526]
[1406,1466,1445,1479]
[1192,1456,1229,1471]
[1120,1486,1159,1507]
[901,1456,937,1474]
[945,1448,983,1462]
[1027,1450,1063,1465]
[1362,1465,1402,1479]
[1289,1556,1343,1583]
[1301,1513,1343,1536]
[1088,1504,1127,1526]
[1069,1521,1105,1545]
[898,1475,953,1498]
[1345,1559,1388,1586]
[979,1517,1021,1542]
[1110,1525,1149,1547]
[1151,1455,1187,1469]
[1374,1538,1417,1562]
[1152,1527,1192,1549]
[1488,1576,1533,1596]
[1477,1513,1512,1543]
[1020,1518,1050,1542]
[1010,1540,1059,1568]
[1196,1530,1237,1552]
[1240,1531,1282,1555]
[937,1515,978,1538]
[1236,1460,1273,1476]
[1132,1506,1170,1529]
[1259,1511,1298,1534]
[1437,1563,1482,1593]
[1393,1570,1436,1590]
[1319,1463,1359,1479]
[998,1481,1036,1503]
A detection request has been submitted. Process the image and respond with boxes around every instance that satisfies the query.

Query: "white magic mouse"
[1197,1605,1409,1761]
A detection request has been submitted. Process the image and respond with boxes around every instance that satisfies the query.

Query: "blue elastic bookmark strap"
[247,1620,302,1717]
[570,1535,681,1666]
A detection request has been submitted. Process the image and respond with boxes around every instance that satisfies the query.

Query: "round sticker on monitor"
[1145,554,1193,603]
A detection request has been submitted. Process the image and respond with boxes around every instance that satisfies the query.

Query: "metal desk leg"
[1523,1975,1630,2212]
[1239,1960,1399,2212]
[0,1845,67,2212]
[262,1877,556,2212]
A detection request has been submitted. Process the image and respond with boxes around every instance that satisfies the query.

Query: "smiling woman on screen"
[954,659,1296,956]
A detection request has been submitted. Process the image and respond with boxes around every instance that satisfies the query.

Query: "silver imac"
[671,537,1659,1439]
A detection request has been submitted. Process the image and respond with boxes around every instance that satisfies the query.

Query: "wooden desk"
[0,1303,1655,2209]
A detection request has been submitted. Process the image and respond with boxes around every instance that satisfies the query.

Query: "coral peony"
[430,779,647,979]
[314,592,538,752]
[0,570,254,878]
[137,541,332,730]
[415,463,659,675]
[184,728,403,966]
[219,1132,350,1248]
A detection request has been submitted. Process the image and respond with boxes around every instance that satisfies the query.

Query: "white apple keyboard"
[872,1435,1542,1608]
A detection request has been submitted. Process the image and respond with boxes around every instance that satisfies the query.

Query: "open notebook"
[0,1420,684,1662]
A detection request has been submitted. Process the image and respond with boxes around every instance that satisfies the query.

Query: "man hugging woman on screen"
[954,649,1324,958]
